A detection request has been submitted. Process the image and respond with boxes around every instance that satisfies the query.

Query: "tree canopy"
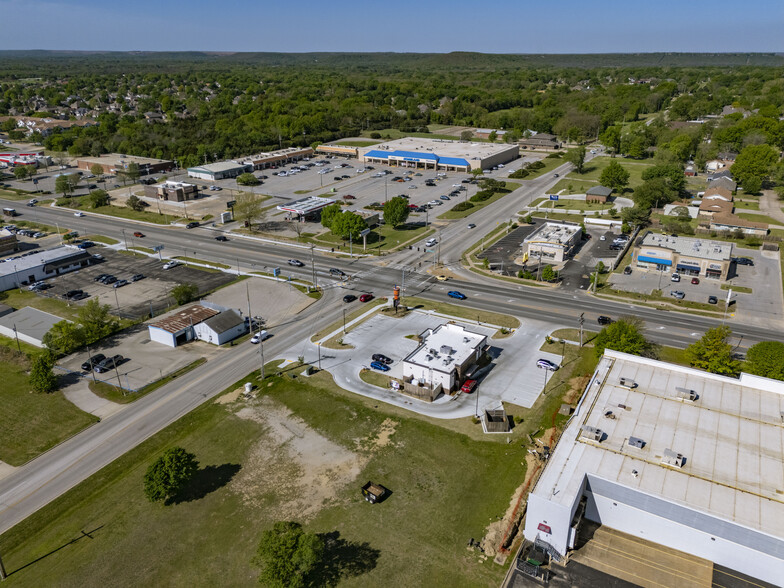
[599,160,630,191]
[686,326,740,376]
[233,192,265,230]
[566,146,586,174]
[744,341,784,381]
[382,196,409,229]
[253,521,325,588]
[143,447,199,504]
[593,317,654,358]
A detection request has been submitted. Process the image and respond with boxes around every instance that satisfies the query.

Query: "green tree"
[665,134,695,162]
[87,189,110,208]
[13,165,29,181]
[460,130,473,141]
[382,196,410,228]
[236,172,260,186]
[42,320,85,355]
[599,125,622,154]
[90,163,104,180]
[599,160,630,191]
[566,146,586,174]
[320,202,343,230]
[331,211,367,240]
[470,168,484,178]
[171,283,199,305]
[744,341,784,381]
[488,130,497,142]
[1,117,17,133]
[741,175,762,194]
[594,317,654,358]
[233,192,265,230]
[78,298,116,343]
[541,265,556,281]
[731,144,778,185]
[30,350,58,393]
[620,206,651,228]
[253,521,325,588]
[124,162,141,184]
[686,326,740,376]
[55,174,75,198]
[143,447,199,504]
[641,164,687,193]
[126,194,145,211]
[633,177,678,210]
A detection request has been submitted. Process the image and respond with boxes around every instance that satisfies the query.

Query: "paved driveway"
[285,309,564,417]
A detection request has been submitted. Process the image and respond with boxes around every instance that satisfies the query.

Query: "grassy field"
[736,212,781,226]
[521,157,565,180]
[0,348,98,466]
[553,156,654,192]
[313,222,434,252]
[721,284,752,294]
[733,201,760,210]
[400,296,520,330]
[0,365,530,587]
[549,178,601,194]
[438,182,520,220]
[530,197,613,212]
[0,289,83,322]
[59,202,173,225]
[173,256,232,270]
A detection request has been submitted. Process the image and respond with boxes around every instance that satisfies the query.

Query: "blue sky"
[1,0,782,52]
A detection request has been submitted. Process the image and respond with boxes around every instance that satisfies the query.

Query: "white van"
[425,238,437,247]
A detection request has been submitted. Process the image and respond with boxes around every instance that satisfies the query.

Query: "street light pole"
[579,313,584,347]
[343,309,347,334]
[317,342,321,370]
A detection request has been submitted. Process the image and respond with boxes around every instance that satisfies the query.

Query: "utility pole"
[12,324,21,354]
[0,550,6,580]
[579,313,585,347]
[310,245,317,289]
[86,343,97,383]
[122,228,128,251]
[343,308,347,334]
[246,282,252,326]
[258,327,266,380]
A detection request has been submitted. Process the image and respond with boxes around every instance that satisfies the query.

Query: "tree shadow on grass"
[170,463,241,505]
[310,531,380,587]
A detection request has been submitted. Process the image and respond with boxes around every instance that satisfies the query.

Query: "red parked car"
[359,294,374,303]
[691,277,700,285]
[461,379,477,394]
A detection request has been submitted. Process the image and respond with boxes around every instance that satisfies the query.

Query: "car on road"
[708,296,718,304]
[370,361,390,372]
[691,277,700,285]
[467,223,476,229]
[133,231,145,238]
[553,173,559,178]
[461,379,477,394]
[28,199,37,206]
[372,353,393,365]
[537,359,559,371]
[447,291,466,300]
[215,235,228,241]
[329,268,346,277]
[425,238,437,247]
[74,212,85,217]
[436,275,448,281]
[623,266,632,275]
[185,221,199,229]
[162,260,181,270]
[342,194,356,200]
[288,259,304,267]
[359,293,374,303]
[81,353,106,372]
[439,195,450,200]
[342,294,356,303]
[94,354,123,373]
[130,274,145,282]
[597,316,613,325]
[671,273,681,282]
[250,330,270,344]
[670,290,685,299]
[113,279,128,288]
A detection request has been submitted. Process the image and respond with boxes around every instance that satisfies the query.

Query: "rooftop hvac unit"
[618,377,637,389]
[675,387,698,402]
[579,425,603,442]
[440,345,454,355]
[662,449,685,468]
[628,436,645,449]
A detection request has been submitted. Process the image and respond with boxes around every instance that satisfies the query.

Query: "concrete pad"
[0,461,16,481]
[62,382,125,419]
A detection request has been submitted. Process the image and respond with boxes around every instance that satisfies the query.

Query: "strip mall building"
[631,232,733,280]
[359,137,519,172]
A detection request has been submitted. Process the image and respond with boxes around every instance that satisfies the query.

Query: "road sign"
[549,195,559,201]
[359,228,371,237]
[272,267,280,277]
[152,245,164,252]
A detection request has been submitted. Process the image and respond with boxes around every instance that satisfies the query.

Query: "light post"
[258,326,266,380]
[113,287,120,312]
[343,308,347,334]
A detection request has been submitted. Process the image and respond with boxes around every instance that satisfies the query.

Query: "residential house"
[702,187,733,202]
[708,176,737,193]
[708,214,768,237]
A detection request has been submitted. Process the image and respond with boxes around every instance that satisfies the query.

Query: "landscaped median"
[437,181,520,220]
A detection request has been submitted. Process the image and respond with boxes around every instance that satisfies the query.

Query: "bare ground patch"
[230,397,371,520]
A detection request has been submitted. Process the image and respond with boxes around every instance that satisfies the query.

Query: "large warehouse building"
[360,137,518,172]
[523,349,784,585]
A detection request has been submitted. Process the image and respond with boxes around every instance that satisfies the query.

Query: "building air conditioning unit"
[628,436,645,449]
[675,387,698,402]
[579,425,603,443]
[662,448,685,468]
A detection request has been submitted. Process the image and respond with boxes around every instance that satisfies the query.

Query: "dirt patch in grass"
[232,397,368,521]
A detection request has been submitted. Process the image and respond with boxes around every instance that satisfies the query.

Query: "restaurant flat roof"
[533,350,784,540]
[403,323,486,374]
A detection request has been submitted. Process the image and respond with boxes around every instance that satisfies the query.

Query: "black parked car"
[63,289,84,300]
[342,294,357,303]
[94,354,124,373]
[372,353,393,365]
[81,353,106,371]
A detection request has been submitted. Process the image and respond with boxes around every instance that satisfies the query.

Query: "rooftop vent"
[579,425,603,443]
[675,387,698,402]
[662,449,686,468]
[440,345,454,356]
[628,437,646,449]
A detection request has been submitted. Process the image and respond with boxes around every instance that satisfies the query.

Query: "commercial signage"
[708,263,722,270]
[549,195,559,201]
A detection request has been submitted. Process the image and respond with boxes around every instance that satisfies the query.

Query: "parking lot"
[329,310,563,410]
[607,246,784,325]
[36,248,235,319]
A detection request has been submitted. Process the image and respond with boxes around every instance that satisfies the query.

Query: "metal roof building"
[359,137,518,171]
[523,349,784,585]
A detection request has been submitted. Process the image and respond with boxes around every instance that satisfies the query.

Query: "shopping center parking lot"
[336,310,563,408]
[35,248,235,318]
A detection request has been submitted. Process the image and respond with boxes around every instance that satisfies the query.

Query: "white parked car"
[162,260,181,270]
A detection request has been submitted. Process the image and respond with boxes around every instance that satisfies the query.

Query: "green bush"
[451,201,474,212]
[528,161,545,170]
[508,168,530,179]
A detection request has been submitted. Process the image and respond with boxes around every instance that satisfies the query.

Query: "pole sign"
[549,195,559,201]
[152,245,164,252]
[272,267,280,277]
[226,200,236,208]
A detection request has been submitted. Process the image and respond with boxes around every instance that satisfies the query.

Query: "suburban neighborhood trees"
[171,283,199,305]
[593,317,654,358]
[320,202,343,230]
[382,196,410,229]
[143,447,199,504]
[55,173,77,198]
[566,146,586,174]
[744,341,784,381]
[731,144,779,185]
[87,189,110,208]
[599,160,630,191]
[686,326,740,376]
[331,211,367,240]
[253,521,325,587]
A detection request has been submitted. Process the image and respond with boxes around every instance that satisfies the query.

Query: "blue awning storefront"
[637,255,671,266]
[676,263,700,272]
